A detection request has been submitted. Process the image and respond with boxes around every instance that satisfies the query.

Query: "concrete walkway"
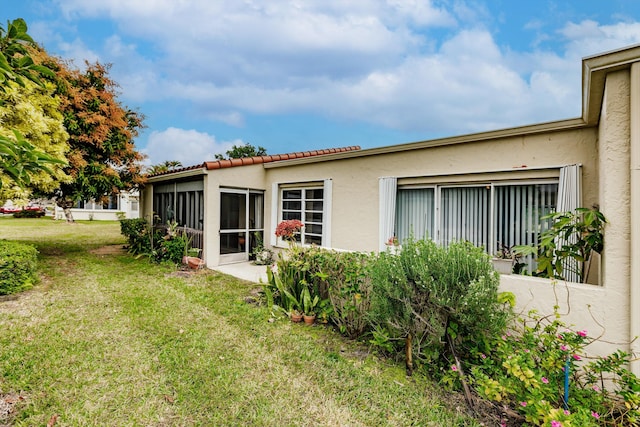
[212,261,269,284]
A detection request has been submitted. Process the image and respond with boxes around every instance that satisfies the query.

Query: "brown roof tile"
[146,146,361,177]
[202,145,360,170]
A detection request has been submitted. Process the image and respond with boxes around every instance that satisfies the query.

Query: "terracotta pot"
[186,256,205,269]
[303,314,316,325]
[290,312,303,323]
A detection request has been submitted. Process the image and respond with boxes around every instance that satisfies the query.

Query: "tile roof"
[203,146,361,170]
[146,146,361,178]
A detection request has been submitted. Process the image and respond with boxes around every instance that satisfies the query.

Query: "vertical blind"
[494,183,558,268]
[396,188,435,241]
[395,181,561,272]
[440,186,491,249]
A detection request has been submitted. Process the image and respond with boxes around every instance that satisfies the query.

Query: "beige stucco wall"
[203,164,267,267]
[630,63,640,375]
[265,127,599,253]
[596,69,634,368]
[499,68,635,372]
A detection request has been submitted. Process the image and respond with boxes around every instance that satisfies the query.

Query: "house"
[53,190,140,221]
[142,44,640,373]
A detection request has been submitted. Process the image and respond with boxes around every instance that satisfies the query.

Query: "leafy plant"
[0,239,38,295]
[467,312,639,426]
[301,287,319,315]
[368,238,510,376]
[12,208,45,218]
[515,207,606,283]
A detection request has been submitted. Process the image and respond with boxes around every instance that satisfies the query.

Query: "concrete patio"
[212,261,269,284]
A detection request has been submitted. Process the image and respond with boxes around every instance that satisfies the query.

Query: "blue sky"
[4,1,640,167]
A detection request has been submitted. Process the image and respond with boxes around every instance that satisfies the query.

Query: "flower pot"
[186,256,205,270]
[303,314,316,325]
[290,312,303,323]
[492,258,513,275]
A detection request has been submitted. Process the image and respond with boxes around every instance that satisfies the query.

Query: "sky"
[4,1,640,167]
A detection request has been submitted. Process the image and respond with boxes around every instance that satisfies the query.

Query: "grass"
[0,218,481,426]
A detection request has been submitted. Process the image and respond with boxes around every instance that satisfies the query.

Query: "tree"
[146,160,182,175]
[0,78,69,202]
[0,18,54,90]
[0,131,65,196]
[32,51,146,222]
[0,18,65,196]
[214,143,267,160]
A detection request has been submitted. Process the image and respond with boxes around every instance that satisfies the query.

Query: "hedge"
[0,240,39,295]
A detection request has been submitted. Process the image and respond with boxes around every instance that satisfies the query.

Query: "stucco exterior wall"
[203,164,267,267]
[265,127,599,253]
[597,69,633,362]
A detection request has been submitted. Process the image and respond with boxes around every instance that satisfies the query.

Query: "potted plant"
[251,232,273,265]
[492,242,515,274]
[301,287,319,325]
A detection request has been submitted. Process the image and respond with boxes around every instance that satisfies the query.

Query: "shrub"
[466,313,639,426]
[264,246,372,335]
[119,218,187,265]
[0,240,39,295]
[160,233,188,264]
[368,238,510,375]
[298,247,372,338]
[13,209,45,218]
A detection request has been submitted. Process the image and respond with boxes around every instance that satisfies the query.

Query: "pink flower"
[520,401,527,407]
[541,377,549,384]
[591,411,600,419]
[480,353,486,359]
[451,365,458,372]
[592,385,600,391]
[572,354,581,361]
[551,421,562,427]
[577,330,588,337]
[275,219,304,239]
[560,345,568,351]
[563,410,570,415]
[557,334,564,340]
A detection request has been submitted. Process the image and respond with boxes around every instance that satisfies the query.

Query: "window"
[281,187,323,245]
[396,187,435,241]
[396,182,558,269]
[102,193,119,210]
[153,180,204,230]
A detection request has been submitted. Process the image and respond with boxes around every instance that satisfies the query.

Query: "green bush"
[0,240,39,295]
[13,209,45,218]
[119,218,186,264]
[264,246,372,335]
[367,239,510,374]
[464,313,639,426]
[160,234,188,264]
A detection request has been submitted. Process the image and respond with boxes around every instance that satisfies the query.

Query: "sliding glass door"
[219,189,264,264]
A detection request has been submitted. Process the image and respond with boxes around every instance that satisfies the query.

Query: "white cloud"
[142,127,237,166]
[45,1,640,139]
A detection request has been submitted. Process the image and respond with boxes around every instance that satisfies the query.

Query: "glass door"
[219,189,264,264]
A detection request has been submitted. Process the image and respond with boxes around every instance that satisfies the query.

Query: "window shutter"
[379,177,397,251]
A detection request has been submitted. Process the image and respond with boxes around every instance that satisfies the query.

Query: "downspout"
[629,63,640,375]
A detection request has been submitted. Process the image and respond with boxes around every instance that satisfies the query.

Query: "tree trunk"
[405,333,413,376]
[63,207,74,223]
[56,199,75,223]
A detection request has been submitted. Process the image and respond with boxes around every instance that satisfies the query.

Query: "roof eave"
[146,166,206,182]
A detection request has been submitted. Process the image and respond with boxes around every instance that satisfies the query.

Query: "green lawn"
[0,219,480,426]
